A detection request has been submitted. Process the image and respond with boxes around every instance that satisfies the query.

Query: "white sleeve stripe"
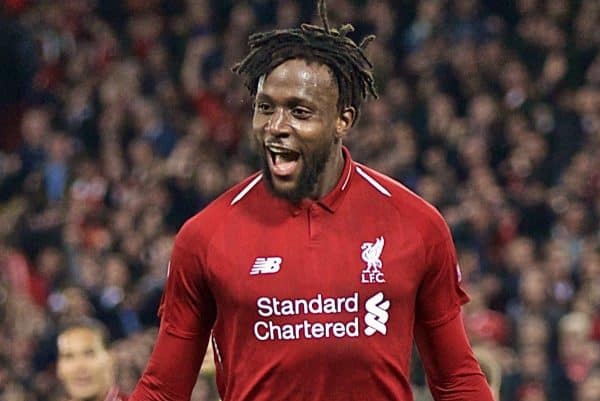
[230,174,263,205]
[355,166,392,197]
[341,165,352,191]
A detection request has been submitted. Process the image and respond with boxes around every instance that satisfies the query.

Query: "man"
[57,318,127,401]
[130,1,493,400]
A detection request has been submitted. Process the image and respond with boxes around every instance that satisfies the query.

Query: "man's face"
[252,59,343,201]
[57,328,113,401]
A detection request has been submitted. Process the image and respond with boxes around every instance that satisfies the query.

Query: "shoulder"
[175,172,264,250]
[352,163,450,244]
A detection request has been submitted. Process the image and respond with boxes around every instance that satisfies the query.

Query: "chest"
[205,207,426,308]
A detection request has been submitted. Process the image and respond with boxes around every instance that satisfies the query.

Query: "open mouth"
[266,144,301,177]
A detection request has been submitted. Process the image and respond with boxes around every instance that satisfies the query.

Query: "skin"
[57,327,115,401]
[252,58,356,201]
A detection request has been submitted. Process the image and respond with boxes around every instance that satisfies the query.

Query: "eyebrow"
[255,93,317,109]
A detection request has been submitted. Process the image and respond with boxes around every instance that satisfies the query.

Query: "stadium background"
[0,0,599,400]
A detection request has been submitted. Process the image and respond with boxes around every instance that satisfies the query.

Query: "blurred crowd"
[0,0,598,400]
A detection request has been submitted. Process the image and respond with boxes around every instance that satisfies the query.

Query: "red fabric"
[0,103,24,151]
[0,250,49,306]
[3,0,29,15]
[193,92,241,151]
[591,314,600,341]
[27,272,49,307]
[130,148,490,401]
[563,358,594,384]
[517,383,545,401]
[464,309,510,345]
[131,324,207,401]
[1,250,30,294]
[415,314,494,401]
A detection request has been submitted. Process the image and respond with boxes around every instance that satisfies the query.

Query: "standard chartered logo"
[364,292,390,336]
[253,292,390,341]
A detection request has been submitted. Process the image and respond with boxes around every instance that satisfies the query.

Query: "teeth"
[267,145,295,154]
[266,145,299,163]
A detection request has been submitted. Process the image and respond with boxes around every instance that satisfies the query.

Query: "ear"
[335,106,356,139]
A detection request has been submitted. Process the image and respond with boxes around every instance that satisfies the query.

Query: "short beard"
[260,140,334,203]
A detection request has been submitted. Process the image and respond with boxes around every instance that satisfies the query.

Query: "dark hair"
[57,317,111,349]
[233,0,378,122]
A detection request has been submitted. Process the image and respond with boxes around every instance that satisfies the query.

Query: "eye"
[291,107,312,119]
[84,349,97,358]
[256,102,273,114]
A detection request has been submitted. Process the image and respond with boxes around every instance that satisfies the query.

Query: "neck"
[310,144,344,200]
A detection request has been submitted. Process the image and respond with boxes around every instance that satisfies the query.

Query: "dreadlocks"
[232,0,378,120]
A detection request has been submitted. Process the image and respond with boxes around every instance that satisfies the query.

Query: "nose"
[265,108,289,137]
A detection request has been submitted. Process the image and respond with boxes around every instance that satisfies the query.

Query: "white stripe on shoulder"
[355,166,392,197]
[230,174,263,205]
[341,165,352,191]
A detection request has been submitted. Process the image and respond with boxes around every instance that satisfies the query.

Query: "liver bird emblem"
[361,236,385,270]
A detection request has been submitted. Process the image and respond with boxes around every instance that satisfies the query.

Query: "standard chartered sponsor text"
[255,293,359,341]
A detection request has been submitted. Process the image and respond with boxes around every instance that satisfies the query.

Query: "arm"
[130,229,216,401]
[415,313,494,401]
[130,325,209,401]
[414,217,494,401]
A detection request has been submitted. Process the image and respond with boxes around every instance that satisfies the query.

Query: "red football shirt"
[130,147,493,401]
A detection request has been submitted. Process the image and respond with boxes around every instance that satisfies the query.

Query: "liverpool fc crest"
[361,236,385,283]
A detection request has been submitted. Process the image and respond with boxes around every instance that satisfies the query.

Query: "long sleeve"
[130,226,217,401]
[414,313,494,401]
[413,214,494,400]
[129,325,210,401]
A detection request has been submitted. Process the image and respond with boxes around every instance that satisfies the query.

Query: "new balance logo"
[364,292,390,336]
[250,257,282,275]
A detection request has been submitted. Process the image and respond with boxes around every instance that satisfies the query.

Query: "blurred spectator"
[0,4,39,151]
[56,318,127,401]
[473,345,502,400]
[577,368,600,401]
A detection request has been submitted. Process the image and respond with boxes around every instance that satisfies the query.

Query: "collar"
[286,146,354,215]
